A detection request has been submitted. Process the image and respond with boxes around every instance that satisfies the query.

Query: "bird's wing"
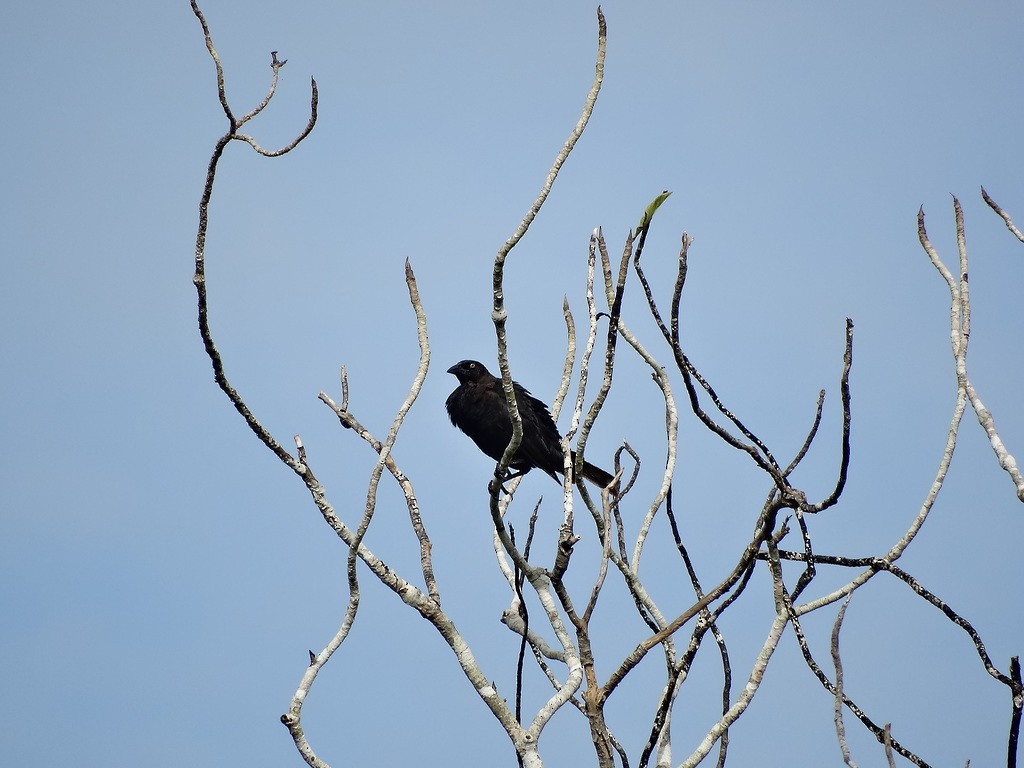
[512,384,566,479]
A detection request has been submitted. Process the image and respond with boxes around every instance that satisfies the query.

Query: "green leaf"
[636,190,672,234]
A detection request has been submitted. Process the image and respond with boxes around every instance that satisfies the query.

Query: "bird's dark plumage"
[445,360,616,489]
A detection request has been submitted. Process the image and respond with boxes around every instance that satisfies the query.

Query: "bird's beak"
[447,364,460,375]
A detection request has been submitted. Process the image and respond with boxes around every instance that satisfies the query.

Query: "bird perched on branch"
[445,360,616,490]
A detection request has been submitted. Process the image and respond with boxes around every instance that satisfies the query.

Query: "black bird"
[446,360,616,489]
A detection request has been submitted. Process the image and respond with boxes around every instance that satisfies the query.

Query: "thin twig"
[595,230,678,569]
[666,486,733,768]
[776,547,1020,693]
[604,507,778,698]
[634,234,790,489]
[1009,656,1022,768]
[831,596,858,768]
[785,389,826,476]
[788,597,931,766]
[883,724,898,768]
[679,611,790,768]
[805,318,854,513]
[551,296,577,422]
[982,186,1024,244]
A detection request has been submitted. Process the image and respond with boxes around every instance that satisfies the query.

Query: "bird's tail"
[570,451,618,492]
[582,460,618,492]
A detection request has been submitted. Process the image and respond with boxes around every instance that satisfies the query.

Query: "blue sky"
[2,1,1022,766]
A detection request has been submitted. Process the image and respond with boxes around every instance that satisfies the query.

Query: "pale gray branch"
[982,186,1024,244]
[831,596,858,768]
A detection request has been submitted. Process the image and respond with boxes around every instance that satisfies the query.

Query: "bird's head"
[447,359,490,385]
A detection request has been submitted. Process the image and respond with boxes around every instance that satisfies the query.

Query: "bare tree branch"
[920,199,1024,502]
[793,204,982,617]
[1010,657,1022,768]
[982,186,1024,244]
[490,7,607,498]
[831,596,858,768]
[789,589,932,766]
[883,724,898,768]
[805,318,854,513]
[633,233,789,489]
[190,5,1019,765]
[190,0,316,476]
[595,230,678,570]
[551,296,577,422]
[190,6,543,763]
[680,612,790,768]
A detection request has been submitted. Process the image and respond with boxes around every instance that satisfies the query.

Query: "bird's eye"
[469,362,476,369]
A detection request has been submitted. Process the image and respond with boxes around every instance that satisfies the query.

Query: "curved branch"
[191,0,234,126]
[604,507,778,699]
[831,597,856,768]
[805,318,854,513]
[490,7,607,490]
[190,8,509,764]
[982,186,1024,244]
[190,1,317,475]
[680,612,790,768]
[634,234,790,489]
[920,199,1024,501]
[233,75,318,157]
[788,596,931,767]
